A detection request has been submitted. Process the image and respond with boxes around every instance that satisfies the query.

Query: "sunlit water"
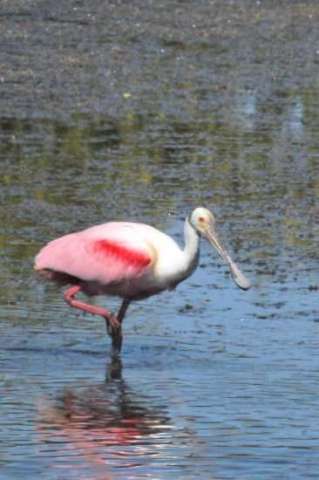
[1,1,319,479]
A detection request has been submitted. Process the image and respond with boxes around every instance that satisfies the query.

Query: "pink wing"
[34,223,153,286]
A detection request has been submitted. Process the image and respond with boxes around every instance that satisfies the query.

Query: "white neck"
[183,217,200,270]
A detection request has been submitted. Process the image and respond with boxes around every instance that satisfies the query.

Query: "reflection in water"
[37,357,171,478]
[232,91,257,131]
[284,96,304,137]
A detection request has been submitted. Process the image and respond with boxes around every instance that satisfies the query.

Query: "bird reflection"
[37,356,171,478]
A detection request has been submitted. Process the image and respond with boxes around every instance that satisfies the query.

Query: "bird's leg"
[108,299,131,354]
[117,298,131,324]
[64,285,120,330]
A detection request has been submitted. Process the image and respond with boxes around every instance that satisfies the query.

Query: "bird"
[34,207,251,353]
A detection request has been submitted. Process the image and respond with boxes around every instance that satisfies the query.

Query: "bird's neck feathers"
[183,216,200,268]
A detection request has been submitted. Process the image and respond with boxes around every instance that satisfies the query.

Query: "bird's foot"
[105,315,122,354]
[105,314,120,335]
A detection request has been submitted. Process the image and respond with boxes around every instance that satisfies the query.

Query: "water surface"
[1,1,319,479]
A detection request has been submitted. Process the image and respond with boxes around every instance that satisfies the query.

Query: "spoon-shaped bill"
[204,227,251,290]
[227,257,251,290]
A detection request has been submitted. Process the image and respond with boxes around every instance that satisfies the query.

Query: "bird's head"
[189,207,216,235]
[189,206,251,290]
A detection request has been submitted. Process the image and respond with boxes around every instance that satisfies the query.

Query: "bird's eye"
[198,216,205,222]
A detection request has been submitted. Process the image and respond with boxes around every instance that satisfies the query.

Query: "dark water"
[1,1,319,479]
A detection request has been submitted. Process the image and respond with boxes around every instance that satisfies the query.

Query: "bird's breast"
[153,247,199,290]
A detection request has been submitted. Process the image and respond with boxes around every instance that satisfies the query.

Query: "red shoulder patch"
[92,239,151,268]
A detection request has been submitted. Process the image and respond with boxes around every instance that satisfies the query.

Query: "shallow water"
[1,1,319,479]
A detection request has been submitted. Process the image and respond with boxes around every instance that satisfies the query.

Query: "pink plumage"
[35,222,154,294]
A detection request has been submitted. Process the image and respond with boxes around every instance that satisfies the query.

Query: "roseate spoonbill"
[34,207,251,353]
